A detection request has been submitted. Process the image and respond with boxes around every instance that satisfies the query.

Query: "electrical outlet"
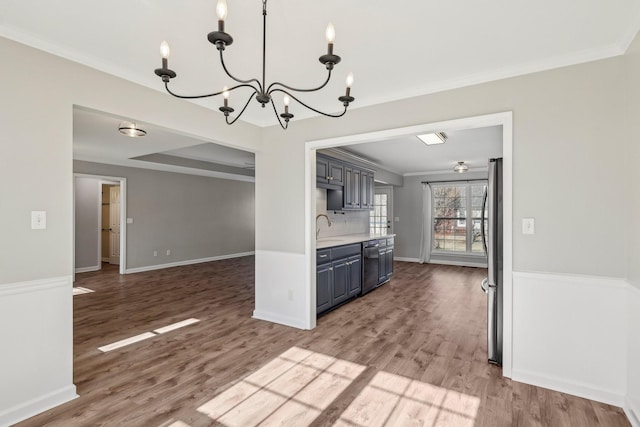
[522,218,535,235]
[166,249,171,256]
[153,250,158,257]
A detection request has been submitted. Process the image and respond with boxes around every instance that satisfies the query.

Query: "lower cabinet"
[378,237,395,284]
[317,244,362,315]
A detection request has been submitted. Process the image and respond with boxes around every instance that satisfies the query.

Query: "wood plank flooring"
[17,258,629,427]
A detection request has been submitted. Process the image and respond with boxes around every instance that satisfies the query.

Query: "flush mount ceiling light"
[417,132,447,145]
[454,161,469,173]
[118,122,146,137]
[154,0,355,130]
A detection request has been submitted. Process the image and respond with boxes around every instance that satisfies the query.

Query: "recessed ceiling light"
[118,121,146,137]
[417,132,447,145]
[454,161,469,173]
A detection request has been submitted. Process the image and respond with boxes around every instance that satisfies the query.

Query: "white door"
[109,186,120,265]
[370,186,394,234]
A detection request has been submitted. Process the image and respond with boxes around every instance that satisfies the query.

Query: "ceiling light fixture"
[154,0,355,130]
[454,161,469,173]
[417,132,447,145]
[118,122,146,137]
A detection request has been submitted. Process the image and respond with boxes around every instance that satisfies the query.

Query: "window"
[369,193,388,234]
[432,181,487,255]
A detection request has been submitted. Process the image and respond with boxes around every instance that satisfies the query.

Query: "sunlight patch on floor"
[73,287,94,295]
[197,346,366,426]
[335,371,481,427]
[197,346,480,427]
[98,318,201,352]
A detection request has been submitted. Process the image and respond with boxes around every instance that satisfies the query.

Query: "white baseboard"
[393,257,420,263]
[428,258,487,268]
[394,257,487,267]
[252,310,310,330]
[74,265,100,274]
[625,396,640,427]
[0,385,77,427]
[511,368,624,408]
[125,251,255,274]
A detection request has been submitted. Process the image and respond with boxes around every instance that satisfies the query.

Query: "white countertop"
[316,233,396,249]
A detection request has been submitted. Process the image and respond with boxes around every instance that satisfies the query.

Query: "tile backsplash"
[316,188,370,237]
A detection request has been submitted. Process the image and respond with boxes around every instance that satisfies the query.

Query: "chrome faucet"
[316,213,332,238]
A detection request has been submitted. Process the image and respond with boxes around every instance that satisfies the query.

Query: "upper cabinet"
[317,154,374,211]
[317,156,344,186]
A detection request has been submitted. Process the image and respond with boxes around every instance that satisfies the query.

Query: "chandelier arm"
[271,89,348,118]
[164,82,258,99]
[225,92,257,125]
[219,50,264,93]
[266,69,332,94]
[269,97,289,130]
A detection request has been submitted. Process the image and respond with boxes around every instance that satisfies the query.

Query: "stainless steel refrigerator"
[481,158,503,366]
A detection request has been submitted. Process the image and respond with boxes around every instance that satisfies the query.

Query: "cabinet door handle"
[329,267,333,271]
[319,254,328,258]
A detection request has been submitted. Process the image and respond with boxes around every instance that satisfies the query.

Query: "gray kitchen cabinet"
[316,243,362,315]
[361,170,375,210]
[347,254,362,297]
[331,258,349,306]
[317,155,344,187]
[317,154,374,211]
[316,262,332,313]
[378,237,394,283]
[344,166,361,210]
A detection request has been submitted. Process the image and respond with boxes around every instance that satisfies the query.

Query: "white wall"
[625,29,640,425]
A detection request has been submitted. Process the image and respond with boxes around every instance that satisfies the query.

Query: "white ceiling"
[73,107,255,181]
[2,1,639,127]
[343,126,503,176]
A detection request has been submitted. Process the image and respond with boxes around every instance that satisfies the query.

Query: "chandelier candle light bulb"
[160,41,170,69]
[346,72,354,97]
[154,0,354,129]
[216,0,227,31]
[326,23,335,55]
[223,86,230,107]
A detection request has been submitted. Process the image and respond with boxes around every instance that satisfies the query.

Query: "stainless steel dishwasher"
[362,240,380,295]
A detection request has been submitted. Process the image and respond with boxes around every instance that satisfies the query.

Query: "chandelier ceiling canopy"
[154,0,355,130]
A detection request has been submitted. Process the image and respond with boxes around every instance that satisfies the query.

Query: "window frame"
[431,180,488,257]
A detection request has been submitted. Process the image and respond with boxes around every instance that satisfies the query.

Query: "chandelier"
[154,0,355,130]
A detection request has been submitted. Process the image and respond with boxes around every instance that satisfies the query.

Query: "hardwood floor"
[17,258,629,426]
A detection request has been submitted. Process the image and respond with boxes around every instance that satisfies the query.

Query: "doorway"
[370,186,394,235]
[306,111,513,376]
[74,174,127,277]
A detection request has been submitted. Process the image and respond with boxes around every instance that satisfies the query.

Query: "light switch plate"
[522,218,535,235]
[126,218,134,224]
[31,211,46,229]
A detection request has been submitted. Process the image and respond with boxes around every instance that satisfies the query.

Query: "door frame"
[373,186,394,234]
[305,111,513,377]
[73,173,127,276]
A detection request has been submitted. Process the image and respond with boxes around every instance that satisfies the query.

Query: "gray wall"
[258,54,627,278]
[74,177,101,269]
[394,171,488,261]
[74,161,255,270]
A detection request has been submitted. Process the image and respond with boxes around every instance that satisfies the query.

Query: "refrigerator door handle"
[481,187,488,255]
[481,278,489,293]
